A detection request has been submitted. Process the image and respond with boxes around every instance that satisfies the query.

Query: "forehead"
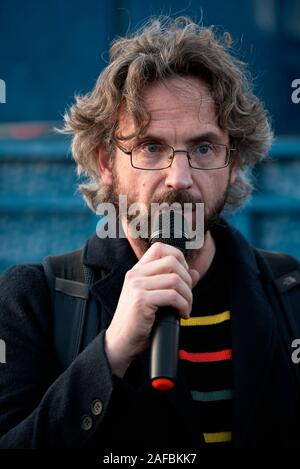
[145,77,215,116]
[118,76,219,137]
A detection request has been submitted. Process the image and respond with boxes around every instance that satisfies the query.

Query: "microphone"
[150,210,189,391]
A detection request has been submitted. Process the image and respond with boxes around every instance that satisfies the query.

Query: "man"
[0,17,299,449]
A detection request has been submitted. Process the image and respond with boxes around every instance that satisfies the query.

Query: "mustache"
[150,189,203,208]
[125,189,203,225]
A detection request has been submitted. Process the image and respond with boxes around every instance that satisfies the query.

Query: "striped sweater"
[179,248,232,446]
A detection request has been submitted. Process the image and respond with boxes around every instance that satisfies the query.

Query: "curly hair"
[62,16,273,213]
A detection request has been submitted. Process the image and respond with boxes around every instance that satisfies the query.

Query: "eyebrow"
[186,132,226,145]
[136,131,226,145]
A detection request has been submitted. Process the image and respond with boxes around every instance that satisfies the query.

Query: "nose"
[164,151,193,190]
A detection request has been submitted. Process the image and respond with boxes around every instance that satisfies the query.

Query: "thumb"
[189,268,200,288]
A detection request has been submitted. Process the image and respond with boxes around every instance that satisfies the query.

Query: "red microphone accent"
[151,377,175,391]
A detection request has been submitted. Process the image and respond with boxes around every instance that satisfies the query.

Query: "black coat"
[0,220,299,449]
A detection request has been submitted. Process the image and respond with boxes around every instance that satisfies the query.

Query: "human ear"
[229,153,238,185]
[97,146,113,186]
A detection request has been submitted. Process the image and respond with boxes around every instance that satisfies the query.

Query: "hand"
[104,242,200,377]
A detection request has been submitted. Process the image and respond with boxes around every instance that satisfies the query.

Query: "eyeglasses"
[114,141,235,170]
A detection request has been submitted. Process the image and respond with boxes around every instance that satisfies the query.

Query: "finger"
[189,269,200,288]
[137,256,192,288]
[138,242,189,270]
[146,289,191,319]
[139,273,193,305]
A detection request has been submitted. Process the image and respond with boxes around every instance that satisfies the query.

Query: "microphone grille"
[149,210,189,259]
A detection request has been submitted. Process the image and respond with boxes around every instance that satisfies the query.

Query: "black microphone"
[150,210,189,391]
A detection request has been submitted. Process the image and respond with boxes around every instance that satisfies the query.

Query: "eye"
[140,143,162,154]
[194,143,213,156]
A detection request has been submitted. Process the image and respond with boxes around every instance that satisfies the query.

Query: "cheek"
[122,174,147,201]
[195,172,217,196]
[114,157,126,177]
[198,171,230,200]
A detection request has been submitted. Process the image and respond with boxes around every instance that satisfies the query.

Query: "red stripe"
[179,348,232,363]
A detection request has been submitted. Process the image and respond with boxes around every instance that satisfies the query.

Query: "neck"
[121,218,216,280]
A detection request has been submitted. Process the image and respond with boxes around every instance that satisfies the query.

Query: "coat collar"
[82,219,277,447]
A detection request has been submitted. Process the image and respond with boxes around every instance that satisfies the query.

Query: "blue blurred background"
[0,0,299,273]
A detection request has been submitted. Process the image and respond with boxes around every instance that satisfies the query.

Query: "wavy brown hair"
[63,16,273,213]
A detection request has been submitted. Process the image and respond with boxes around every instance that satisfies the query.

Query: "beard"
[99,168,231,258]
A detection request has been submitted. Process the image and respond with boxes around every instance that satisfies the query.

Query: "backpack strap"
[255,249,300,388]
[257,250,300,338]
[43,248,100,371]
[258,250,300,292]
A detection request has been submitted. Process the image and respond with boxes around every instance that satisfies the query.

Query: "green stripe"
[191,389,232,402]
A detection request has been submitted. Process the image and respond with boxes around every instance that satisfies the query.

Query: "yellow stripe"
[203,431,232,443]
[180,310,230,326]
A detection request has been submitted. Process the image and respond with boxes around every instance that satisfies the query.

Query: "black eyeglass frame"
[114,141,236,171]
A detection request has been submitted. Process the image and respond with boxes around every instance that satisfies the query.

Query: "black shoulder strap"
[255,249,300,388]
[258,250,300,292]
[257,250,300,339]
[43,248,100,371]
